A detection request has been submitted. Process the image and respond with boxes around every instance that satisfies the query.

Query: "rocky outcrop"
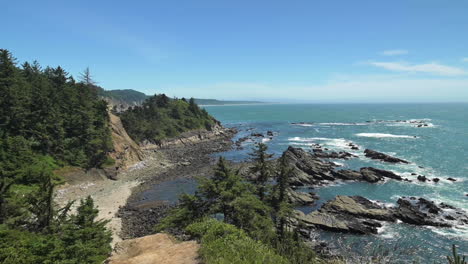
[287,188,319,205]
[364,149,409,164]
[295,196,393,234]
[282,147,405,186]
[294,195,468,235]
[107,233,199,264]
[332,170,363,181]
[108,112,145,171]
[313,149,357,160]
[141,124,236,150]
[283,147,337,186]
[360,167,403,182]
[394,197,468,227]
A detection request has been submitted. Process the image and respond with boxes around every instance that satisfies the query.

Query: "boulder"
[364,149,409,164]
[447,177,457,182]
[433,178,440,183]
[267,131,274,137]
[417,175,427,182]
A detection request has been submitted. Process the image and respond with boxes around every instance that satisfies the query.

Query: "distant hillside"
[97,89,148,105]
[97,88,263,107]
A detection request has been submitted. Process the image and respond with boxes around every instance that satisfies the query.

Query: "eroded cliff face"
[108,111,145,170]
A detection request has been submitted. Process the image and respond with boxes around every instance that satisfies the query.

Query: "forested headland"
[0,49,218,263]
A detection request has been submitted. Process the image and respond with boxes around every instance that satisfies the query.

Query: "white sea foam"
[317,122,368,126]
[261,138,272,143]
[288,137,362,152]
[355,133,417,139]
[292,123,314,127]
[428,225,468,241]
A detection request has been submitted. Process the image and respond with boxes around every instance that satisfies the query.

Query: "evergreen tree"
[249,143,273,201]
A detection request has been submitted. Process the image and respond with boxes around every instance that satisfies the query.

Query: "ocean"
[203,103,468,263]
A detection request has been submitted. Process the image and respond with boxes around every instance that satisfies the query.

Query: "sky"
[2,0,468,102]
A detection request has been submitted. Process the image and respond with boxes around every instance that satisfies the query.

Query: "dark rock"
[282,147,337,186]
[294,196,395,235]
[394,197,468,227]
[351,146,359,150]
[364,149,409,164]
[411,173,417,176]
[332,170,363,181]
[251,133,264,137]
[313,150,357,160]
[447,177,457,182]
[360,167,403,182]
[267,131,274,137]
[433,178,440,183]
[417,175,427,182]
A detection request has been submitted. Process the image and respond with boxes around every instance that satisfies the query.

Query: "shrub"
[186,218,289,264]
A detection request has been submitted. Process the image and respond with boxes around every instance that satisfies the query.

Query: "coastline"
[55,125,237,247]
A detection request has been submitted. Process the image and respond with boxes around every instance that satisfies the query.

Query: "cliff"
[108,111,145,170]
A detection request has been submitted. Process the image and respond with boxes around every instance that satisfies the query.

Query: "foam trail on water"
[356,133,417,139]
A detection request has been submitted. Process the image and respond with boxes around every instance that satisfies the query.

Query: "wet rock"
[433,178,440,183]
[364,149,409,164]
[447,177,457,182]
[332,169,363,181]
[267,131,274,137]
[394,197,468,227]
[360,167,402,182]
[250,133,264,137]
[417,175,428,182]
[313,149,357,160]
[294,196,394,234]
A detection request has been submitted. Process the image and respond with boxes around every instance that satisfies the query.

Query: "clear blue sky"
[2,0,468,102]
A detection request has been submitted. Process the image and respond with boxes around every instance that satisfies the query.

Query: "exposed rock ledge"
[364,149,409,164]
[294,195,468,235]
[140,123,237,150]
[106,233,199,264]
[282,147,405,186]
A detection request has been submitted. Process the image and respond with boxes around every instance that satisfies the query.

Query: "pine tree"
[248,143,273,201]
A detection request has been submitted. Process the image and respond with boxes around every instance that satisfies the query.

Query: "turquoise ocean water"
[203,103,468,263]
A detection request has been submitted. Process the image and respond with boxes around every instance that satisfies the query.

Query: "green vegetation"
[156,143,325,264]
[186,218,289,264]
[0,49,112,169]
[0,49,112,263]
[119,95,216,143]
[0,196,111,264]
[448,245,467,264]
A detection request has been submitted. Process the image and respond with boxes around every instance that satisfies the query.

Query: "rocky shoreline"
[118,126,237,239]
[115,124,467,260]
